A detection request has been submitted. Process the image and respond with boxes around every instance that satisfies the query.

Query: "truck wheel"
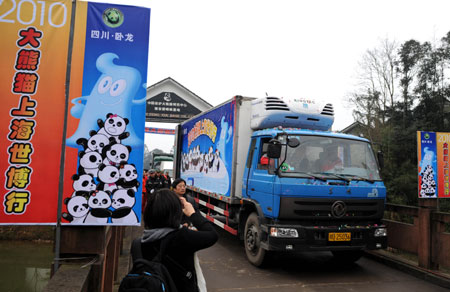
[244,212,267,267]
[331,250,364,263]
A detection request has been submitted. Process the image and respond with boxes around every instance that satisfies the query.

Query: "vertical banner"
[417,131,450,198]
[61,2,150,225]
[180,100,236,198]
[436,132,450,198]
[0,0,73,224]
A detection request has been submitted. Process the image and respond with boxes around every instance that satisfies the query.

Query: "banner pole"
[54,0,77,273]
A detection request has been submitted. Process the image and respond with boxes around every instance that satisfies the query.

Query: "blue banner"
[418,131,438,198]
[62,2,150,225]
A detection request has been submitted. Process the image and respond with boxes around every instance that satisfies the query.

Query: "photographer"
[141,189,218,292]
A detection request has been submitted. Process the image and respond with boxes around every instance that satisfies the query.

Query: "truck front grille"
[279,198,384,221]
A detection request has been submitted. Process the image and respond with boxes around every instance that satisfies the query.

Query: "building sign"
[146,92,202,122]
[145,127,175,135]
[417,131,450,198]
[61,2,150,226]
[0,0,72,224]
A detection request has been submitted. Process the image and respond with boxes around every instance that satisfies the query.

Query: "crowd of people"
[142,168,171,211]
[136,167,213,292]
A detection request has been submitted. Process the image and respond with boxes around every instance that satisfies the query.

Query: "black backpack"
[119,235,179,292]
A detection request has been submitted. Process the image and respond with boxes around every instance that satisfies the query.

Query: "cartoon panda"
[213,149,220,172]
[199,153,206,173]
[62,194,90,224]
[97,163,120,192]
[78,151,103,177]
[84,190,112,224]
[102,141,131,166]
[97,113,130,144]
[76,130,111,153]
[117,162,140,192]
[71,173,96,197]
[207,146,214,169]
[111,189,138,224]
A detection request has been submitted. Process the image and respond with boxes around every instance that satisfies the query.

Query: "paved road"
[198,227,447,292]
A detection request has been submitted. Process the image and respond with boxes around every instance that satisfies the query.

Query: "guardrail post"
[103,227,117,292]
[418,199,437,269]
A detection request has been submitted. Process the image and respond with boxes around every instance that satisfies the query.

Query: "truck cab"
[241,130,387,265]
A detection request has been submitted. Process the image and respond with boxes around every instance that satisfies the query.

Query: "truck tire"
[244,212,267,267]
[331,250,364,263]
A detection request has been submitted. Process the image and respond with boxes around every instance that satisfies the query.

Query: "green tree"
[349,32,450,207]
[397,39,422,125]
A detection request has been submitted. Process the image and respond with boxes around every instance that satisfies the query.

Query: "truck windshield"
[278,135,381,181]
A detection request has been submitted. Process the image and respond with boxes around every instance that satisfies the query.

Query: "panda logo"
[117,162,140,192]
[71,173,96,197]
[97,113,129,144]
[76,130,111,153]
[97,163,120,192]
[111,189,138,224]
[102,142,131,166]
[78,151,103,177]
[62,195,90,224]
[84,190,112,224]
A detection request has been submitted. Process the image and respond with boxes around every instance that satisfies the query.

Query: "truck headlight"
[374,228,387,237]
[270,227,299,238]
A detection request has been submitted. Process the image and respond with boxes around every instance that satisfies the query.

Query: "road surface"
[198,227,447,292]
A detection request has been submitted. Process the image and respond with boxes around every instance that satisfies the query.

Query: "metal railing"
[384,202,450,271]
[43,226,124,292]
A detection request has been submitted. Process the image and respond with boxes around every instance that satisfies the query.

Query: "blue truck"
[174,95,387,266]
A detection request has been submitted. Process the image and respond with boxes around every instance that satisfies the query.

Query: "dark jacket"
[140,212,218,292]
[145,175,163,195]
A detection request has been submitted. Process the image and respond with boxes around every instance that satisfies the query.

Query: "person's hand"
[180,197,195,217]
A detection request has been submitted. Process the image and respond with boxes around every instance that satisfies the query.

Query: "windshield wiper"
[317,172,352,183]
[340,174,375,184]
[294,172,327,182]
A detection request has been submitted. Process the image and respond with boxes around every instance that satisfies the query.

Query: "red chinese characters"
[17,27,42,48]
[444,143,449,196]
[4,27,42,215]
[15,49,40,71]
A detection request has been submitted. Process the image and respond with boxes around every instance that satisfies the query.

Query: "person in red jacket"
[142,169,148,212]
[320,145,343,172]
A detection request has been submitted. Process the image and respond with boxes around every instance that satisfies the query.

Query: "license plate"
[328,232,351,241]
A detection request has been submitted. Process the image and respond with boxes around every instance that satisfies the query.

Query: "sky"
[89,0,450,152]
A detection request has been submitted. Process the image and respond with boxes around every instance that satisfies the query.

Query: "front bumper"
[260,224,387,252]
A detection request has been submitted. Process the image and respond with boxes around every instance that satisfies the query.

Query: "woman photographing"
[141,189,218,292]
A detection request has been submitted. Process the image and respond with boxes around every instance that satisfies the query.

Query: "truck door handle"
[251,188,255,191]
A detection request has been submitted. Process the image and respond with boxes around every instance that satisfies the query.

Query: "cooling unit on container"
[250,97,334,131]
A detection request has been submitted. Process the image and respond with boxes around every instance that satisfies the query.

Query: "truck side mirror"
[377,151,384,169]
[288,137,300,148]
[267,143,281,158]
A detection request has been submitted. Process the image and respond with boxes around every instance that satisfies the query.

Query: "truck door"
[244,137,276,218]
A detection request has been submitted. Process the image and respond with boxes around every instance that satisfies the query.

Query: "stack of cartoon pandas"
[62,113,140,225]
[420,165,437,197]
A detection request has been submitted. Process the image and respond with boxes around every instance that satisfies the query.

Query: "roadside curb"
[364,250,450,289]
